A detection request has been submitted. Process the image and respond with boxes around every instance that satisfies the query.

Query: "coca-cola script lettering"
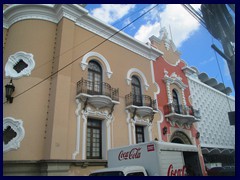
[118,148,141,161]
[167,164,186,176]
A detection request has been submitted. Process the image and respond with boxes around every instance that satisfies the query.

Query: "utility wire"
[3,4,151,80]
[182,4,207,29]
[182,4,234,111]
[204,6,233,112]
[3,4,159,104]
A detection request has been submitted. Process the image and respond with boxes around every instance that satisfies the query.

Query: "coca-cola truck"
[89,141,203,176]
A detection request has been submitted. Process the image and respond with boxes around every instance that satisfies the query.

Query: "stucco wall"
[3,19,57,160]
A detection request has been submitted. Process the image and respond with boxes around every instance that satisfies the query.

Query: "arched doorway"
[170,131,192,145]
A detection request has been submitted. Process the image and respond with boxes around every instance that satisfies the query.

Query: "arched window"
[131,76,142,106]
[88,60,102,94]
[172,89,181,114]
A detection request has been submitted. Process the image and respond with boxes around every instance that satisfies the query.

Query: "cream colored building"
[3,4,163,175]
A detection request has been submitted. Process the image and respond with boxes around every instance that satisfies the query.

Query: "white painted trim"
[106,116,112,150]
[157,120,162,141]
[5,51,35,79]
[82,110,87,160]
[81,52,113,79]
[72,99,81,159]
[3,4,163,61]
[188,76,235,100]
[200,143,235,150]
[150,60,161,110]
[148,125,153,141]
[126,110,132,145]
[132,121,136,144]
[126,68,149,91]
[81,106,113,160]
[3,117,25,153]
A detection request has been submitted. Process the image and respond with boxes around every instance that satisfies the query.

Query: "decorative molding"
[3,4,163,61]
[3,117,25,153]
[81,52,113,79]
[182,66,197,77]
[126,68,149,91]
[72,99,81,159]
[163,69,188,104]
[80,106,113,160]
[126,110,132,145]
[5,51,35,79]
[126,109,152,145]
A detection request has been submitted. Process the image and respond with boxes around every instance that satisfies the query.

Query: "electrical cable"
[3,4,159,104]
[3,4,151,80]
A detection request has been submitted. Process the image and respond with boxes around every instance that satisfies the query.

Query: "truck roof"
[109,141,198,152]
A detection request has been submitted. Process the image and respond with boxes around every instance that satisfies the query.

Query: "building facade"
[149,28,235,173]
[3,4,163,175]
[186,70,235,169]
[3,4,234,176]
[150,29,206,176]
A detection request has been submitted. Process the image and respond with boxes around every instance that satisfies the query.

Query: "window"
[87,119,102,159]
[3,126,17,145]
[13,59,28,73]
[135,125,145,143]
[3,117,25,153]
[5,51,35,78]
[131,76,142,106]
[127,172,146,176]
[172,89,181,114]
[88,60,102,95]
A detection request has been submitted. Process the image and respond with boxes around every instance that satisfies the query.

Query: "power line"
[3,4,159,104]
[3,4,151,81]
[182,4,207,29]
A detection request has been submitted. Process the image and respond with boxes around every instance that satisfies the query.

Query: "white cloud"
[134,4,201,48]
[90,4,135,24]
[134,22,160,43]
[199,56,214,65]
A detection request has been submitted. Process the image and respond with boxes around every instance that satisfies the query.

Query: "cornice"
[188,76,235,101]
[3,4,163,61]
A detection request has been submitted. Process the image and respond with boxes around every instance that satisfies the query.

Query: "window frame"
[131,75,142,106]
[135,125,145,144]
[86,118,102,159]
[172,89,181,114]
[88,60,103,95]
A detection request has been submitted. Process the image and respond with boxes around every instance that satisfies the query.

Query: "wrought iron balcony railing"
[163,103,201,119]
[76,78,119,101]
[125,93,157,110]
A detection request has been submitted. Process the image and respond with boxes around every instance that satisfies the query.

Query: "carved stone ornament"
[3,117,25,153]
[5,51,35,79]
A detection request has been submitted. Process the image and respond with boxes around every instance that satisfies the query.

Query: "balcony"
[76,78,119,109]
[163,103,200,125]
[125,93,157,118]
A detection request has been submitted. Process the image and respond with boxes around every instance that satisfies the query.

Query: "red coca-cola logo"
[118,148,141,161]
[167,164,186,176]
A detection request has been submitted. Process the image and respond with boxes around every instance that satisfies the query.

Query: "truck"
[89,141,203,176]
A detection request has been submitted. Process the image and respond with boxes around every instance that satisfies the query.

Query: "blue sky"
[85,4,235,97]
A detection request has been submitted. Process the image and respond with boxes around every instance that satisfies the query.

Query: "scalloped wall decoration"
[5,51,35,79]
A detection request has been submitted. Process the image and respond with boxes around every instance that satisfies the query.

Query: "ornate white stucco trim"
[163,70,188,89]
[126,68,149,91]
[3,117,25,153]
[163,69,188,104]
[3,4,163,61]
[126,110,153,145]
[126,110,132,145]
[81,52,113,79]
[72,99,81,159]
[81,106,113,160]
[5,51,35,79]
